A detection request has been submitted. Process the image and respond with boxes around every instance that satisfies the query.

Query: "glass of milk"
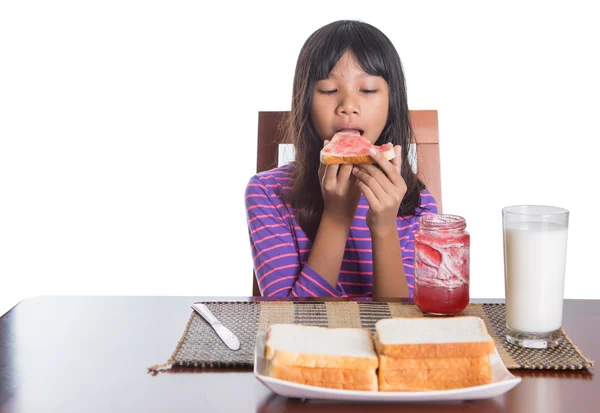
[502,205,569,348]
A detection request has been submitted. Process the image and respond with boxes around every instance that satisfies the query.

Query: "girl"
[245,20,437,300]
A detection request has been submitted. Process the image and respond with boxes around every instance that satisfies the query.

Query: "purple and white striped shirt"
[245,163,438,298]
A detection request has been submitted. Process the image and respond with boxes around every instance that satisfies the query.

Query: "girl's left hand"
[352,145,407,236]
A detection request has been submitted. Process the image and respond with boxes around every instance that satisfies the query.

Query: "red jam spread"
[414,214,470,315]
[322,133,390,155]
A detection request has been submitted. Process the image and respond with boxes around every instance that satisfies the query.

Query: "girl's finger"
[369,147,403,187]
[319,140,331,183]
[318,162,326,183]
[337,164,353,184]
[359,164,397,195]
[356,179,380,210]
[319,141,329,184]
[323,163,340,187]
[391,145,402,174]
[352,166,386,201]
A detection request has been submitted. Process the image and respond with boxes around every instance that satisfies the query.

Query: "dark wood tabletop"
[0,296,597,412]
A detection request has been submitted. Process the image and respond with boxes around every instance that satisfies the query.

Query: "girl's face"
[310,51,389,145]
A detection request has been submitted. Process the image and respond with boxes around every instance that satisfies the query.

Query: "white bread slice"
[320,132,395,165]
[264,324,378,369]
[266,362,378,391]
[279,379,377,392]
[375,317,495,358]
[378,354,490,370]
[378,360,492,392]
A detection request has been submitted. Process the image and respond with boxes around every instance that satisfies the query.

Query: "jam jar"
[414,214,470,315]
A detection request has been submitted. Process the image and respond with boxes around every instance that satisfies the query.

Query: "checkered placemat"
[149,301,594,372]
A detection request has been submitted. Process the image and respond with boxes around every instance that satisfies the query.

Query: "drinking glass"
[502,205,569,348]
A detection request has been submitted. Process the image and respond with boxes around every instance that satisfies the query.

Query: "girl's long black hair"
[282,20,426,241]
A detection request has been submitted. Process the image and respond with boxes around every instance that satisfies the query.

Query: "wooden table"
[0,296,597,412]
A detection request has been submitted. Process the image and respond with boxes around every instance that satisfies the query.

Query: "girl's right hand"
[318,140,362,223]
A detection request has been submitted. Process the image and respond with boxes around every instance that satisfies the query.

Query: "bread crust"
[267,362,378,388]
[278,379,377,392]
[304,381,378,391]
[375,338,495,359]
[378,358,492,391]
[320,143,395,164]
[379,354,490,370]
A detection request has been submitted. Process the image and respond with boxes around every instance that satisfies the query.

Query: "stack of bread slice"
[375,317,495,392]
[263,324,379,391]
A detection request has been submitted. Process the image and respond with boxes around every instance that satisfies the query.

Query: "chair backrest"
[252,110,442,296]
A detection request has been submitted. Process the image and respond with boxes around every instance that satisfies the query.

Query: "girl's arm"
[371,229,409,300]
[370,190,439,300]
[352,146,410,300]
[246,176,351,297]
[306,211,354,290]
[308,148,364,288]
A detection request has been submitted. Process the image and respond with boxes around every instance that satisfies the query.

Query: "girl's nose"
[336,94,360,115]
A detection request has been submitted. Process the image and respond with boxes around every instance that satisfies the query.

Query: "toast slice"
[281,379,377,391]
[264,324,378,370]
[378,362,492,392]
[320,132,395,165]
[378,354,491,370]
[375,317,495,391]
[378,355,493,391]
[266,362,378,391]
[375,317,495,359]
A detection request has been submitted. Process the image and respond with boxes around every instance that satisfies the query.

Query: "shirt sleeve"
[417,189,439,216]
[245,175,346,297]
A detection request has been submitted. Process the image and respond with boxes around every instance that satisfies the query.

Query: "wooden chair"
[252,110,442,296]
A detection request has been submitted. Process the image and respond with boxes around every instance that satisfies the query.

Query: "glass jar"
[414,214,470,315]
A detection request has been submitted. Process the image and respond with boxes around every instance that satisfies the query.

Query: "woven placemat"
[149,301,594,372]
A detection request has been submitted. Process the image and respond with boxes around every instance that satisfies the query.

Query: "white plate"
[253,332,521,402]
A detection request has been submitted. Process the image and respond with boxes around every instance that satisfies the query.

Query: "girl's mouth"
[337,128,364,136]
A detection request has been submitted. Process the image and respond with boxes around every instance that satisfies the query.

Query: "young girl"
[245,20,437,300]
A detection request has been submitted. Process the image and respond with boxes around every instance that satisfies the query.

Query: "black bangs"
[309,21,391,81]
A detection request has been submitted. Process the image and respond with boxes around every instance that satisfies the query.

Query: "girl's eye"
[318,89,337,95]
[361,89,378,94]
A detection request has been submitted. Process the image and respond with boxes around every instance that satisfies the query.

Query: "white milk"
[504,222,568,333]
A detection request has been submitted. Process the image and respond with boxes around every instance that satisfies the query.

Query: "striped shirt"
[245,163,438,298]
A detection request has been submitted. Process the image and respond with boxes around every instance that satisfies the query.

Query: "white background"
[1,1,598,316]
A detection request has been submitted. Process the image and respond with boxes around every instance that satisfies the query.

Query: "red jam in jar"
[414,214,470,315]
